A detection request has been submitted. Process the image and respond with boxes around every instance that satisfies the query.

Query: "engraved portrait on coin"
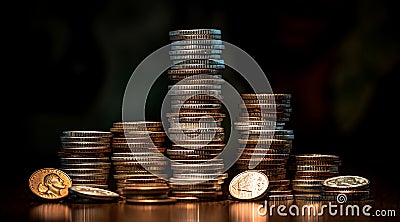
[29,168,72,199]
[229,171,269,200]
[38,173,67,198]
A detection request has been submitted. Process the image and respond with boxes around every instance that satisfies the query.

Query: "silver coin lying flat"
[69,185,120,201]
[322,175,370,189]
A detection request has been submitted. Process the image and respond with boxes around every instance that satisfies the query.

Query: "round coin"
[322,175,370,189]
[228,170,269,200]
[28,168,72,200]
[69,185,120,201]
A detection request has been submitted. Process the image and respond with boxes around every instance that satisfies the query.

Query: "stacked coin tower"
[165,29,228,201]
[58,131,113,189]
[109,121,174,203]
[289,154,341,199]
[234,94,294,200]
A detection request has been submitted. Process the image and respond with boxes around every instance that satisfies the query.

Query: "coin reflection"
[70,204,113,222]
[119,203,172,222]
[229,201,268,222]
[29,203,71,222]
[171,201,229,222]
[171,202,199,222]
[229,200,295,222]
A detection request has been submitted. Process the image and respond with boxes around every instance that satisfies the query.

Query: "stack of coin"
[58,131,113,189]
[321,175,371,201]
[234,93,294,200]
[109,121,174,203]
[166,29,228,201]
[289,154,341,199]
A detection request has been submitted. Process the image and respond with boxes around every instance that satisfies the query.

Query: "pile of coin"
[166,29,228,201]
[109,121,174,203]
[322,175,371,201]
[58,131,113,189]
[289,154,341,199]
[234,93,294,200]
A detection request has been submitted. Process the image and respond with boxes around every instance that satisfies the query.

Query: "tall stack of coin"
[166,29,228,201]
[109,121,174,203]
[58,131,113,189]
[322,175,371,201]
[234,94,294,200]
[289,154,341,199]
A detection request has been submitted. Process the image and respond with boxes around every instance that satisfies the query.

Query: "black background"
[4,0,400,213]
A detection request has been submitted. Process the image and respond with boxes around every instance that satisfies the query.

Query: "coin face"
[323,175,370,189]
[69,185,120,200]
[229,170,269,200]
[29,168,72,199]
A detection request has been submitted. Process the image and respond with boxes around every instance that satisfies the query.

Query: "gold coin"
[28,168,72,200]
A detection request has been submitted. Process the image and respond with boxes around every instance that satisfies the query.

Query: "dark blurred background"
[5,0,400,206]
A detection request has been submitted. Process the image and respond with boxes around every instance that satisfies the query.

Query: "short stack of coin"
[109,121,174,203]
[166,29,228,201]
[58,131,113,189]
[234,93,294,200]
[289,154,341,199]
[321,175,371,201]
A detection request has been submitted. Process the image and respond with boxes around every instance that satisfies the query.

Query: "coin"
[62,131,112,138]
[29,168,72,200]
[170,63,225,70]
[229,170,269,200]
[322,175,370,189]
[169,49,223,55]
[170,54,222,61]
[60,136,111,143]
[171,39,223,45]
[241,94,292,100]
[169,29,222,36]
[170,34,222,41]
[170,44,224,50]
[69,185,120,201]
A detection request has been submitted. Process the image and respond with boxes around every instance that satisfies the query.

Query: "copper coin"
[28,168,72,200]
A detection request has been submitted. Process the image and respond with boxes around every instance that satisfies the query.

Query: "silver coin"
[322,175,370,189]
[170,63,225,70]
[62,131,113,138]
[70,185,120,200]
[170,34,221,41]
[170,44,224,50]
[241,94,292,100]
[61,142,110,148]
[170,54,222,61]
[60,136,111,143]
[171,39,223,45]
[169,80,224,87]
[59,157,110,163]
[169,49,222,55]
[168,84,222,90]
[169,29,221,36]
